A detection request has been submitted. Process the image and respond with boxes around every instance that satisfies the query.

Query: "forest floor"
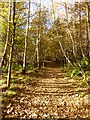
[1,61,90,120]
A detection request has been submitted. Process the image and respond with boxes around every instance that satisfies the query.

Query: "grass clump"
[63,58,90,79]
[6,90,16,96]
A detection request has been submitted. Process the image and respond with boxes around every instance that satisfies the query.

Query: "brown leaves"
[2,67,89,119]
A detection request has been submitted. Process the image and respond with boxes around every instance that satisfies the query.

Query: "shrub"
[12,63,22,71]
[70,68,82,77]
[79,58,90,70]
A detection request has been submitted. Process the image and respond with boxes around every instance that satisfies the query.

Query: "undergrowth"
[62,58,90,85]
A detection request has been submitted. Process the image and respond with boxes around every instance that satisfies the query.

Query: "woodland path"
[2,61,89,119]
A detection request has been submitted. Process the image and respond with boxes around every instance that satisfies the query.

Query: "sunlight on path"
[2,62,89,119]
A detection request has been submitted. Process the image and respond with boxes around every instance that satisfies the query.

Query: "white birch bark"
[23,0,30,73]
[0,0,11,68]
[7,1,16,87]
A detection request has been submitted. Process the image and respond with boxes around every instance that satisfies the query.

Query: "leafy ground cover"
[1,62,89,119]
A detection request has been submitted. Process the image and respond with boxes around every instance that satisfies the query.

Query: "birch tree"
[7,1,16,87]
[0,1,11,69]
[64,2,76,60]
[50,0,73,65]
[78,2,85,59]
[35,0,41,68]
[87,1,90,57]
[23,0,30,73]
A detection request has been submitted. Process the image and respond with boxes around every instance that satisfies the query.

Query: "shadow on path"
[2,61,89,119]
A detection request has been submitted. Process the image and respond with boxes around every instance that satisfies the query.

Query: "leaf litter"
[2,66,89,119]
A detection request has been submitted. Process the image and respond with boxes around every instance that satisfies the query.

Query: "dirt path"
[2,61,89,119]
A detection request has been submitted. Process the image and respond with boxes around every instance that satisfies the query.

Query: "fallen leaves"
[2,67,89,119]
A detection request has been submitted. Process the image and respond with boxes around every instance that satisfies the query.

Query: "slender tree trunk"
[87,2,90,57]
[79,3,85,59]
[23,0,30,73]
[35,0,41,68]
[51,0,56,21]
[73,10,77,59]
[36,37,39,68]
[86,3,89,57]
[50,0,73,65]
[58,38,73,66]
[39,0,42,68]
[64,2,76,60]
[0,1,11,69]
[7,1,15,87]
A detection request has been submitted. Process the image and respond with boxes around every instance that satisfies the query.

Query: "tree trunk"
[36,37,39,68]
[7,1,15,87]
[35,0,42,68]
[23,0,30,73]
[0,0,11,69]
[58,40,73,66]
[79,3,85,59]
[51,0,56,21]
[73,9,77,59]
[87,2,90,57]
[50,0,73,65]
[64,2,76,60]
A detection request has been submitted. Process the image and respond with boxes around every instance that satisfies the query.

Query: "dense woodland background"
[0,0,90,86]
